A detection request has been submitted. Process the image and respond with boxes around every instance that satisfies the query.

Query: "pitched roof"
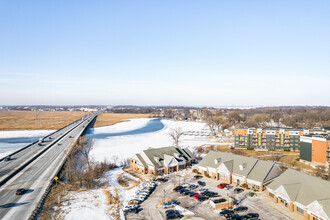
[247,160,278,183]
[198,151,258,176]
[267,169,330,217]
[132,146,194,168]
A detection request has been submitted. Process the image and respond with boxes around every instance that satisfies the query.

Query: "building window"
[296,206,304,214]
[269,192,274,198]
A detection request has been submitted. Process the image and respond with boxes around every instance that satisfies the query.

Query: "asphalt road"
[0,115,91,185]
[0,113,97,220]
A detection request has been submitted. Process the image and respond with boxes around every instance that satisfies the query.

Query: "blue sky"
[0,0,329,106]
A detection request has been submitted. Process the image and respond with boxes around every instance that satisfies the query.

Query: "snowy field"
[0,130,54,158]
[87,118,218,164]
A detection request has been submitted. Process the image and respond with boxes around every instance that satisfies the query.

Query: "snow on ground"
[61,189,111,220]
[104,167,140,205]
[0,130,54,158]
[88,118,221,163]
[0,129,54,139]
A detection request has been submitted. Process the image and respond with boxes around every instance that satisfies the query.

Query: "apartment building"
[266,169,330,220]
[234,127,327,151]
[300,135,330,166]
[196,151,282,191]
[130,146,195,175]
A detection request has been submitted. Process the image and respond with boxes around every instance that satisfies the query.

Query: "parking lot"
[126,169,295,220]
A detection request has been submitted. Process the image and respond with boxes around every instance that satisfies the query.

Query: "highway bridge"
[0,112,99,220]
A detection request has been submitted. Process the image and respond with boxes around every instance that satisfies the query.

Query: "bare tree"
[169,128,184,147]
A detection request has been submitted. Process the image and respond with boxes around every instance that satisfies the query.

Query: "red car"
[193,194,202,199]
[217,183,229,189]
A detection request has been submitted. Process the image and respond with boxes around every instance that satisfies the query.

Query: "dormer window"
[239,163,247,170]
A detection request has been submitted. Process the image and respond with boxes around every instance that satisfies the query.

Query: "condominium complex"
[300,135,330,166]
[196,151,282,191]
[234,127,327,151]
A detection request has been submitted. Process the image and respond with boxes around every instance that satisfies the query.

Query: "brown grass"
[0,110,88,131]
[94,113,151,128]
[38,182,70,220]
[104,189,121,220]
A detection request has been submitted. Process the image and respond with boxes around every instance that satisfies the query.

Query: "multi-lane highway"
[0,112,98,220]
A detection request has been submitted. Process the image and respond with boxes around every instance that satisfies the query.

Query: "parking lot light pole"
[163,189,166,204]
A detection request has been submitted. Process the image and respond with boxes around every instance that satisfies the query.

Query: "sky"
[0,0,329,106]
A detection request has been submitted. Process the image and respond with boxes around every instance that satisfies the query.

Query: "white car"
[162,202,175,209]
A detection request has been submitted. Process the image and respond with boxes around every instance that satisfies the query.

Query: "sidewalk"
[256,192,305,220]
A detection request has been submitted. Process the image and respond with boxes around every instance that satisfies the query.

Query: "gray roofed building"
[267,168,330,220]
[130,146,195,175]
[196,151,282,191]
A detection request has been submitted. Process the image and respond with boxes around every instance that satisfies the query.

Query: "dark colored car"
[157,178,168,182]
[234,206,248,213]
[16,188,26,195]
[4,156,11,161]
[205,191,218,197]
[166,212,180,219]
[197,196,208,201]
[124,207,137,214]
[234,188,244,194]
[220,209,234,216]
[228,215,245,220]
[188,191,196,197]
[197,181,206,186]
[194,175,203,179]
[246,213,259,219]
[173,186,183,192]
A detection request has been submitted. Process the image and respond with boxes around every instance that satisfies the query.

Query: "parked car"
[220,209,234,216]
[197,196,208,201]
[162,202,175,209]
[187,184,198,190]
[194,175,203,179]
[197,188,208,194]
[246,213,259,219]
[228,215,245,220]
[15,188,27,195]
[157,178,168,182]
[225,185,233,190]
[204,191,218,198]
[187,191,196,197]
[224,213,236,219]
[197,181,206,186]
[217,183,229,189]
[193,194,202,199]
[234,188,244,194]
[173,186,183,192]
[123,207,138,214]
[234,206,248,213]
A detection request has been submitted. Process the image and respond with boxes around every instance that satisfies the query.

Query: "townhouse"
[196,151,282,191]
[130,146,195,175]
[300,135,330,166]
[266,169,330,220]
[234,127,327,151]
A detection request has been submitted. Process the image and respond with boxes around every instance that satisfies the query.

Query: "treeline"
[201,107,330,134]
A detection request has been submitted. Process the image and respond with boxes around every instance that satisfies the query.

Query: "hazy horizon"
[1,1,329,106]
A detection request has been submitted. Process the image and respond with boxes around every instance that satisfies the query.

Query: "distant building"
[300,135,330,166]
[130,146,195,175]
[196,151,282,191]
[234,127,327,151]
[266,169,330,220]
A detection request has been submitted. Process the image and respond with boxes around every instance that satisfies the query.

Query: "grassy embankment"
[0,111,151,131]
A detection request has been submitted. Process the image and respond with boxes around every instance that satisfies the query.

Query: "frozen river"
[0,118,217,163]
